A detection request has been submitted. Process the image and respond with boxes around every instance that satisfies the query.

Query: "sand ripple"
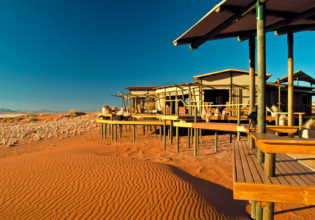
[0,147,229,219]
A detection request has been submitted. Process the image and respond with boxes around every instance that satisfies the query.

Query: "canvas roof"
[174,0,315,49]
[193,68,272,81]
[125,86,159,91]
[276,70,315,85]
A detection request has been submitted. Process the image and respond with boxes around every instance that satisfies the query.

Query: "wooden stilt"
[159,125,162,141]
[194,128,197,156]
[264,153,275,177]
[111,125,114,141]
[214,131,218,152]
[101,123,104,139]
[237,103,241,141]
[115,125,117,142]
[229,132,232,143]
[251,201,256,219]
[288,32,294,129]
[176,126,179,153]
[256,202,263,220]
[188,128,191,148]
[256,0,266,163]
[170,121,173,145]
[104,123,107,139]
[154,125,156,137]
[133,125,136,142]
[299,114,303,138]
[119,125,122,139]
[163,120,166,150]
[263,202,274,220]
[143,125,145,136]
[249,35,256,149]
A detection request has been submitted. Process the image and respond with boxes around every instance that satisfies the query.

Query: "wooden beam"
[275,24,315,36]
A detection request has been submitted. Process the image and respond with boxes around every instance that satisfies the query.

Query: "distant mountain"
[0,108,16,113]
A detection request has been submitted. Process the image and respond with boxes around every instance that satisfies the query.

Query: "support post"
[104,123,107,139]
[115,125,118,142]
[160,125,162,141]
[111,125,114,141]
[264,153,275,177]
[251,201,256,219]
[249,35,256,149]
[229,132,232,143]
[119,125,122,139]
[163,120,166,150]
[288,32,294,128]
[170,121,173,145]
[188,128,191,148]
[143,125,145,136]
[101,123,104,139]
[299,114,303,138]
[194,128,197,156]
[237,102,241,141]
[133,125,136,142]
[214,131,218,152]
[256,202,263,220]
[256,0,266,163]
[176,126,179,153]
[263,202,274,220]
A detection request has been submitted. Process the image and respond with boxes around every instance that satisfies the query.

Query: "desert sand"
[0,114,314,219]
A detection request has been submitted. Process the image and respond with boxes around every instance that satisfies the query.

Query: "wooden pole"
[288,32,294,128]
[214,131,218,152]
[230,132,232,143]
[104,123,107,139]
[249,35,256,149]
[133,125,136,142]
[237,99,241,141]
[256,202,263,220]
[170,121,173,145]
[263,202,274,220]
[188,128,191,148]
[264,153,275,176]
[299,114,303,138]
[251,201,256,219]
[115,125,118,142]
[111,125,114,141]
[176,126,179,153]
[163,120,166,150]
[143,125,145,136]
[194,128,197,156]
[101,123,104,139]
[159,125,162,141]
[118,125,122,139]
[256,0,266,163]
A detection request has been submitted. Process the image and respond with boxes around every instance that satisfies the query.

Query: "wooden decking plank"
[240,141,263,184]
[238,141,254,183]
[275,154,301,186]
[278,154,315,186]
[234,141,245,182]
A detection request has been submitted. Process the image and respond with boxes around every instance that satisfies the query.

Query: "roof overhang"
[276,70,315,84]
[193,68,272,81]
[174,0,315,49]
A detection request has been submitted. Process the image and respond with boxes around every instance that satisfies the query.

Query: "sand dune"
[0,141,236,219]
[1,122,314,219]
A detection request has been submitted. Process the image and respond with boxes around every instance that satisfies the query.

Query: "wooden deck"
[233,141,315,204]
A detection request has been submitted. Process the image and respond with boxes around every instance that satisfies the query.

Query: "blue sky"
[0,0,314,112]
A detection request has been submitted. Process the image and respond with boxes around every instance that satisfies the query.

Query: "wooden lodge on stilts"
[97,1,315,219]
[172,0,315,219]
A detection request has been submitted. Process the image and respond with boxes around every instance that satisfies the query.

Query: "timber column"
[256,0,266,163]
[288,32,294,128]
[249,35,256,149]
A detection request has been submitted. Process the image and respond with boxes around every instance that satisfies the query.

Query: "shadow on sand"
[170,165,250,218]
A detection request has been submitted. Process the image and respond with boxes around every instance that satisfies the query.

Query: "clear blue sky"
[0,0,314,112]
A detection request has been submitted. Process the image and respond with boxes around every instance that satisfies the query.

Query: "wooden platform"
[233,141,315,204]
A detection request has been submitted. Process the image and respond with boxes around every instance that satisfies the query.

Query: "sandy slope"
[0,123,314,219]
